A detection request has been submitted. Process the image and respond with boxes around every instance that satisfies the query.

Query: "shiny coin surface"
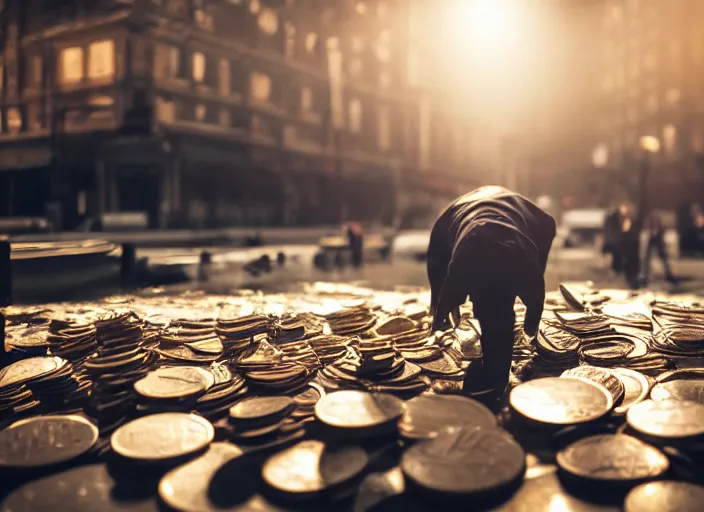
[262,440,368,496]
[229,396,294,421]
[624,481,704,512]
[561,366,625,405]
[401,425,525,496]
[556,434,669,484]
[0,463,159,512]
[626,400,704,439]
[315,390,405,430]
[611,368,651,415]
[398,394,498,440]
[134,366,213,400]
[510,377,613,426]
[111,413,214,462]
[0,415,98,469]
[650,379,704,404]
[0,356,67,390]
[158,442,244,512]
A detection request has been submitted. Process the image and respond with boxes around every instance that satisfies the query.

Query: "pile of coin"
[84,311,157,433]
[224,395,304,449]
[307,334,350,366]
[215,314,271,359]
[4,324,49,357]
[133,365,214,415]
[323,306,377,335]
[46,318,97,363]
[156,319,223,364]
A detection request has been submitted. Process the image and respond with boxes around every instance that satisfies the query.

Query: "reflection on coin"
[624,481,704,512]
[626,400,704,439]
[650,380,704,404]
[510,377,613,426]
[111,413,214,462]
[0,463,159,512]
[0,415,98,469]
[611,368,650,415]
[159,443,243,512]
[262,440,368,496]
[398,394,497,440]
[556,434,669,484]
[353,467,405,512]
[315,390,405,430]
[0,356,66,390]
[134,367,213,400]
[229,396,294,421]
[402,426,525,496]
[561,366,625,405]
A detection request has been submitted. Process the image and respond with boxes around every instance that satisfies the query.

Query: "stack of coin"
[133,365,214,416]
[627,399,704,444]
[4,306,51,327]
[275,315,307,344]
[314,390,405,439]
[225,395,303,448]
[323,307,377,336]
[194,364,248,420]
[85,311,156,433]
[579,332,669,373]
[289,382,325,425]
[157,320,223,364]
[652,300,704,324]
[46,319,97,363]
[277,339,321,371]
[553,311,613,338]
[526,324,580,376]
[375,316,417,336]
[241,361,311,394]
[307,334,350,366]
[388,326,433,351]
[4,325,49,356]
[215,314,271,359]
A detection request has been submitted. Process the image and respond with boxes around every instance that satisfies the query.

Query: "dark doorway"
[116,166,161,228]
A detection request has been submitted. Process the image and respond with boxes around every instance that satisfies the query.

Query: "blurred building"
[0,0,475,230]
[596,0,704,208]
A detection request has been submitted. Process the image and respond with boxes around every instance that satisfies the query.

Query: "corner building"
[0,0,474,229]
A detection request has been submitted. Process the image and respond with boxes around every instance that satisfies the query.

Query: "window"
[284,23,296,58]
[258,8,278,34]
[376,30,392,62]
[249,0,260,14]
[218,59,230,95]
[88,40,115,80]
[154,44,180,80]
[378,106,391,151]
[663,124,677,154]
[301,86,313,113]
[195,104,207,122]
[250,72,271,102]
[348,98,362,133]
[193,52,206,82]
[305,33,318,54]
[27,103,43,131]
[155,97,176,123]
[356,2,367,15]
[7,108,22,134]
[59,46,84,85]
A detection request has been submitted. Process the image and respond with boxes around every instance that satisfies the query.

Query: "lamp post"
[638,135,660,219]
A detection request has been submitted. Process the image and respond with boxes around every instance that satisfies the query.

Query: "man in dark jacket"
[427,186,557,397]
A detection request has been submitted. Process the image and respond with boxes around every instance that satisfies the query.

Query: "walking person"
[642,213,675,286]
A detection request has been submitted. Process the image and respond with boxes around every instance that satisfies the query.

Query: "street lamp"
[639,135,661,154]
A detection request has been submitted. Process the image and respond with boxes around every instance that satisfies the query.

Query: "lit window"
[301,86,313,112]
[7,108,22,134]
[663,124,677,154]
[195,104,206,122]
[305,33,318,54]
[378,106,391,150]
[249,0,260,14]
[258,8,278,35]
[88,40,115,80]
[356,2,367,15]
[376,31,392,62]
[348,98,362,133]
[284,23,296,57]
[59,46,84,85]
[218,59,230,95]
[154,44,180,79]
[250,72,271,102]
[155,97,175,123]
[193,52,206,82]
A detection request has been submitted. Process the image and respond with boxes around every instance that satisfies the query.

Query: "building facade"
[0,0,477,230]
[596,0,704,208]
